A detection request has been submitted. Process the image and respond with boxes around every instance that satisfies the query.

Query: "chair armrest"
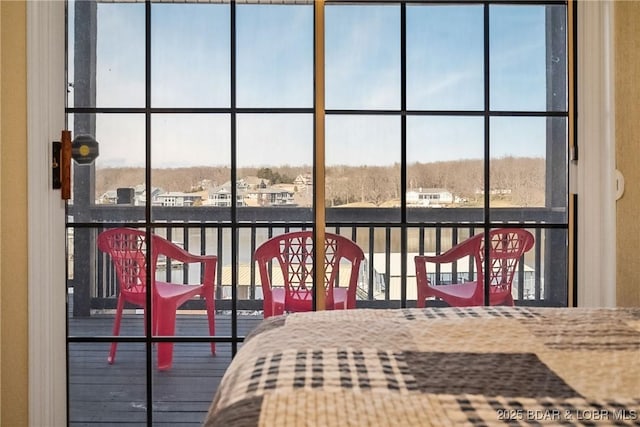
[153,235,216,264]
[152,235,217,289]
[417,242,476,264]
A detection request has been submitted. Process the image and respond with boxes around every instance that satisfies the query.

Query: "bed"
[204,307,640,426]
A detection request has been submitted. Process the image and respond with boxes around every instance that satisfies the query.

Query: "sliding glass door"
[66,1,569,424]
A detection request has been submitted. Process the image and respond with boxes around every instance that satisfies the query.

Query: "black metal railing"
[68,206,568,316]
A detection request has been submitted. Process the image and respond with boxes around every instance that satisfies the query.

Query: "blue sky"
[68,2,566,169]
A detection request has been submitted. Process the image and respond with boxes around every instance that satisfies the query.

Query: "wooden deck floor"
[68,313,263,426]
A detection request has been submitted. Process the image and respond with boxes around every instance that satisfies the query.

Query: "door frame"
[27,1,66,426]
[26,1,615,423]
[575,0,617,307]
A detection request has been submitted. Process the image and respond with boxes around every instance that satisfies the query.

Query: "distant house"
[154,192,202,207]
[97,185,162,206]
[245,187,295,207]
[97,190,118,205]
[242,176,269,189]
[294,173,312,188]
[135,185,163,206]
[204,182,246,207]
[206,179,295,207]
[191,179,213,192]
[475,187,512,196]
[407,188,454,207]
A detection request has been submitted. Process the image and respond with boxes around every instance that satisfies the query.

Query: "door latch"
[52,131,99,200]
[52,130,72,200]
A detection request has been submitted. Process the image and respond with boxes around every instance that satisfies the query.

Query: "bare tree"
[97,158,545,207]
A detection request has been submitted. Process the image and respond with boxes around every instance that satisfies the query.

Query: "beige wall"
[615,2,640,307]
[0,0,29,424]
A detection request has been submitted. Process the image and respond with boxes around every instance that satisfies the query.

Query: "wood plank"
[68,315,261,426]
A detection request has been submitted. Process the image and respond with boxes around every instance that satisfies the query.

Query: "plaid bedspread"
[204,307,640,426]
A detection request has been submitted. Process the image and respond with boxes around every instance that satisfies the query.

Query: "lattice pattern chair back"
[277,233,342,306]
[98,228,149,296]
[255,230,365,317]
[279,233,313,303]
[479,229,535,296]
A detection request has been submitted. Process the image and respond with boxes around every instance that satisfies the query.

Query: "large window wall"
[66,1,569,424]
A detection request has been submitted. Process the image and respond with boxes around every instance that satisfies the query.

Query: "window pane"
[407,116,484,223]
[68,114,146,224]
[490,5,567,111]
[68,343,147,424]
[237,114,313,221]
[534,228,568,304]
[326,115,400,222]
[151,114,231,221]
[70,1,145,108]
[152,4,230,108]
[94,113,146,210]
[490,117,567,223]
[326,5,400,110]
[407,5,484,111]
[237,5,313,108]
[152,344,232,422]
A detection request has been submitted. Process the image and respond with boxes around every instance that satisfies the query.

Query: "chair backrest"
[254,231,365,308]
[474,228,535,299]
[97,228,149,296]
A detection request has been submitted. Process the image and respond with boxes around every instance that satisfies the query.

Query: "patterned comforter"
[204,307,640,426]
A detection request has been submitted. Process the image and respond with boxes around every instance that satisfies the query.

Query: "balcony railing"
[68,206,568,316]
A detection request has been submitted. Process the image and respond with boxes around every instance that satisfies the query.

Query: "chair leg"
[108,296,125,364]
[156,300,177,371]
[152,296,159,336]
[273,301,285,316]
[263,297,273,318]
[416,288,426,308]
[206,295,216,355]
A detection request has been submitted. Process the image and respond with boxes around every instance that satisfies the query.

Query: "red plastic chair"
[254,231,365,318]
[414,228,534,307]
[97,228,216,370]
